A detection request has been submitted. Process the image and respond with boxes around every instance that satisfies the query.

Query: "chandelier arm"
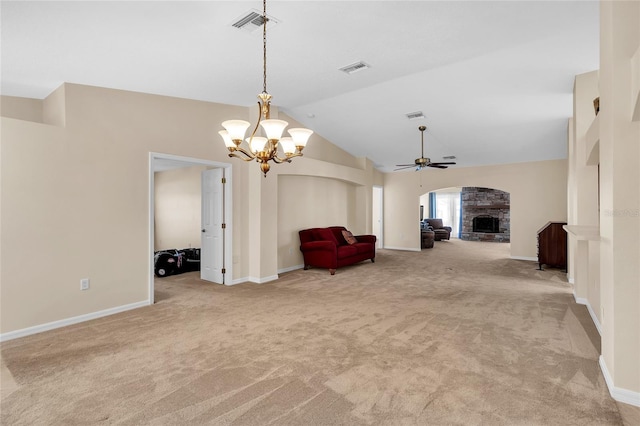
[274,153,301,163]
[229,148,256,161]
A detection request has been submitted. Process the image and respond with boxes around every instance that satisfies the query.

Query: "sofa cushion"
[337,245,358,257]
[329,227,348,245]
[427,218,444,229]
[313,228,338,245]
[352,242,372,254]
[341,230,357,245]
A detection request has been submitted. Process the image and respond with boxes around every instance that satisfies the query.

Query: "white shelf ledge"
[563,225,600,241]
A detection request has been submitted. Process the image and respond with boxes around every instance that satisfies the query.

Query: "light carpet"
[0,240,626,425]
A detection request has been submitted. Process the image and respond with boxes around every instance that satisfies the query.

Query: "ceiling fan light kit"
[395,125,456,171]
[219,0,313,177]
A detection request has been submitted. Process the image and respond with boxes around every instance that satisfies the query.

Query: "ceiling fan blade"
[429,162,456,166]
[394,165,415,171]
[395,163,416,167]
[427,164,449,169]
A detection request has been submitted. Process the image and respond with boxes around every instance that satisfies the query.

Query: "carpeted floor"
[0,240,633,424]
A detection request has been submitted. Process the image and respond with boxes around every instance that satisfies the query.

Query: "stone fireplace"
[460,187,510,242]
[472,215,500,233]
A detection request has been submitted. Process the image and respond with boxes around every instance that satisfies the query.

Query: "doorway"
[372,186,383,248]
[149,153,233,303]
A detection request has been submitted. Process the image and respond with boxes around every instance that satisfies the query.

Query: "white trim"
[229,277,248,286]
[248,275,279,284]
[573,293,602,335]
[599,356,640,407]
[568,276,575,284]
[278,264,304,274]
[384,246,421,252]
[0,300,149,343]
[228,275,280,285]
[510,256,537,261]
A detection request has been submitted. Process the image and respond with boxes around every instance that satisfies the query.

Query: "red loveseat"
[299,226,376,275]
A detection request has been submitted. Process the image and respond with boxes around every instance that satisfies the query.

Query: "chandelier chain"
[219,0,312,176]
[262,0,267,94]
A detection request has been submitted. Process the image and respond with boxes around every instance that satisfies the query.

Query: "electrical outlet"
[289,247,293,255]
[80,278,90,290]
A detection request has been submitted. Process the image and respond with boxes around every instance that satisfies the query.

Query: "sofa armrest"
[355,234,377,244]
[443,226,452,232]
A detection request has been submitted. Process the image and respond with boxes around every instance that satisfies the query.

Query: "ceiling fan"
[395,125,456,171]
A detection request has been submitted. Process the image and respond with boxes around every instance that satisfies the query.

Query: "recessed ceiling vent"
[231,9,279,33]
[443,155,457,160]
[339,61,371,75]
[405,111,425,120]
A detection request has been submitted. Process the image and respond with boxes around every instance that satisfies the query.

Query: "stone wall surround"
[460,187,510,242]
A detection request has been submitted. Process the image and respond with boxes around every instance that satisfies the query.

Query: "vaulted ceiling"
[1,1,599,172]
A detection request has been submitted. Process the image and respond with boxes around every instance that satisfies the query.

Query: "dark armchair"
[424,218,452,241]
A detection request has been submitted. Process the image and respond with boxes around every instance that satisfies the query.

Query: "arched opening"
[419,186,511,243]
[419,187,462,238]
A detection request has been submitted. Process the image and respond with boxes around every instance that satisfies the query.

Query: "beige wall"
[277,175,357,270]
[154,165,208,251]
[1,84,249,333]
[383,160,567,257]
[0,95,43,123]
[0,83,377,334]
[598,0,640,396]
[568,71,602,326]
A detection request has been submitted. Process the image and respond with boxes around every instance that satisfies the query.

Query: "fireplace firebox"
[472,216,499,233]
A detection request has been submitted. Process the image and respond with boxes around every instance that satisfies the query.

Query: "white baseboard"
[510,256,537,261]
[243,275,279,284]
[278,264,304,274]
[573,292,602,335]
[599,356,640,407]
[568,276,575,284]
[229,274,281,285]
[384,246,421,252]
[0,300,150,343]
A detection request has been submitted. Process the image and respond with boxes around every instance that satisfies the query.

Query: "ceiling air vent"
[231,9,279,33]
[339,61,371,75]
[443,155,457,160]
[405,111,425,120]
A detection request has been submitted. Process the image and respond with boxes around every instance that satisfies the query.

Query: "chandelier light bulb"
[259,119,289,140]
[279,137,296,155]
[222,120,250,141]
[248,136,268,153]
[287,128,313,148]
[218,130,236,148]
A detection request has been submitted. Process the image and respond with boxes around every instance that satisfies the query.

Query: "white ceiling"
[1,1,599,172]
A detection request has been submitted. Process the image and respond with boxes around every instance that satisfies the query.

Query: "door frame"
[149,152,233,303]
[373,185,384,248]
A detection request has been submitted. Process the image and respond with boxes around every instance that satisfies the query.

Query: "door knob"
[202,229,205,233]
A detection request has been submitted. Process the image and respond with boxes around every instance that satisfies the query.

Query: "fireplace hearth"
[472,215,500,233]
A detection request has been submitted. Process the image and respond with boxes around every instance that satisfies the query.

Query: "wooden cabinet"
[537,222,567,270]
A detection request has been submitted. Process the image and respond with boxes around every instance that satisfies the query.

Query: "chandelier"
[218,0,313,176]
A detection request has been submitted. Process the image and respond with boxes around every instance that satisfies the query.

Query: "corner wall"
[598,0,640,403]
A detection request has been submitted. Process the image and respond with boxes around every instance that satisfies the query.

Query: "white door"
[201,168,225,284]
